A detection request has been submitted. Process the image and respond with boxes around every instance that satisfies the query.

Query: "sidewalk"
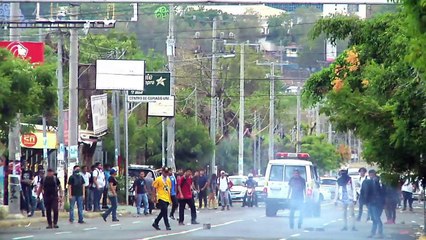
[0,205,134,228]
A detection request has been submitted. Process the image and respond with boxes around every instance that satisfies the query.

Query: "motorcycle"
[245,188,256,207]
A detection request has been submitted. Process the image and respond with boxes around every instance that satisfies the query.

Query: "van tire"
[266,205,277,217]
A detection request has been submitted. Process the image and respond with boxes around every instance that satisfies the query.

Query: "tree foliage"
[301,135,341,171]
[0,49,56,142]
[302,11,426,178]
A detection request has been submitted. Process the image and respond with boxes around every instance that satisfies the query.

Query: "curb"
[0,210,130,228]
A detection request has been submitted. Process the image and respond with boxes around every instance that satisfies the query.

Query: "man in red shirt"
[177,169,199,225]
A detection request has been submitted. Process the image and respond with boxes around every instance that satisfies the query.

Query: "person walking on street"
[197,170,208,209]
[401,177,414,211]
[31,169,45,217]
[152,167,172,231]
[208,174,218,209]
[21,164,34,217]
[356,167,371,221]
[288,169,306,230]
[177,168,199,225]
[37,169,63,229]
[101,169,119,222]
[92,162,105,212]
[145,172,155,214]
[133,171,149,216]
[102,164,111,210]
[363,169,385,239]
[334,169,357,231]
[169,170,179,220]
[217,170,231,211]
[81,166,91,211]
[384,184,399,224]
[68,165,86,224]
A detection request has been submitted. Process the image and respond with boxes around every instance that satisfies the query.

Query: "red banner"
[0,41,44,64]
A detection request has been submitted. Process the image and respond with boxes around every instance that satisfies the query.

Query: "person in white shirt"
[217,171,230,211]
[356,167,371,221]
[401,177,414,211]
[81,166,91,211]
[30,169,46,217]
[92,162,106,212]
[335,169,357,231]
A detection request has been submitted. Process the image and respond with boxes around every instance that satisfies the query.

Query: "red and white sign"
[0,41,45,64]
[21,133,38,148]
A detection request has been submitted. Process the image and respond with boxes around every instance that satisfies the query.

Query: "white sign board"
[91,93,108,134]
[148,96,175,117]
[128,95,173,103]
[96,60,145,90]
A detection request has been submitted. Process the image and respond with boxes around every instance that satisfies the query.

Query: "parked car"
[320,177,337,200]
[228,176,247,201]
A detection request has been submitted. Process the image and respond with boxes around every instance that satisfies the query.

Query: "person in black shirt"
[197,170,208,209]
[68,165,86,223]
[132,171,148,215]
[288,169,306,229]
[21,165,33,217]
[37,169,63,229]
[102,169,119,222]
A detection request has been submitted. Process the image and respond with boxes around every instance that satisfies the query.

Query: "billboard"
[20,131,57,149]
[148,96,175,117]
[91,93,108,134]
[96,60,145,90]
[0,41,45,64]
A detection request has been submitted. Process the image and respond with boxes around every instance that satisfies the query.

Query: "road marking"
[55,231,72,235]
[13,236,34,240]
[411,221,416,223]
[331,220,336,223]
[290,233,301,237]
[83,227,97,231]
[110,224,121,227]
[138,227,203,240]
[211,220,243,228]
[215,211,222,213]
[323,223,329,226]
[133,221,141,224]
[303,230,310,232]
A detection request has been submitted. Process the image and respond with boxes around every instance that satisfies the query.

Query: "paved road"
[0,201,423,240]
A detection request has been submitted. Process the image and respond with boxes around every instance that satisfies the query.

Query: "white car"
[319,187,332,201]
[228,176,247,201]
[320,177,337,199]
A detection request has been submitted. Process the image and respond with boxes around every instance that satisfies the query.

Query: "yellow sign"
[20,131,57,149]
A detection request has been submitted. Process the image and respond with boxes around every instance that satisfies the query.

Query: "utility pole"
[8,2,21,215]
[296,84,302,153]
[253,111,257,173]
[194,84,198,125]
[68,4,79,166]
[328,121,333,144]
[166,4,176,169]
[124,92,129,205]
[162,118,165,166]
[315,104,320,135]
[57,32,64,171]
[210,17,218,175]
[238,43,245,176]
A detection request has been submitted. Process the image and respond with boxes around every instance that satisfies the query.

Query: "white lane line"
[303,230,310,233]
[331,220,336,223]
[290,233,301,237]
[133,221,141,224]
[323,223,329,226]
[211,220,243,228]
[110,224,121,227]
[138,227,203,240]
[215,211,222,213]
[55,231,72,235]
[12,236,34,240]
[411,221,416,223]
[83,227,97,231]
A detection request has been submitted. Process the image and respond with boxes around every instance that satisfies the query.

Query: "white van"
[264,152,321,217]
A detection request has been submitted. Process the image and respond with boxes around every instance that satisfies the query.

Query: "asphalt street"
[0,201,423,240]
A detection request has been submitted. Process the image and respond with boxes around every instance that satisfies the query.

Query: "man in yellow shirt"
[152,167,172,231]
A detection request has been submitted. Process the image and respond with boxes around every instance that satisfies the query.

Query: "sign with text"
[0,41,45,64]
[128,95,173,103]
[91,93,108,134]
[128,72,170,101]
[148,96,175,117]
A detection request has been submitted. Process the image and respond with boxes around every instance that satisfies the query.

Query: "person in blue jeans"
[362,169,385,239]
[68,165,86,224]
[288,169,306,229]
[132,171,149,215]
[102,169,119,222]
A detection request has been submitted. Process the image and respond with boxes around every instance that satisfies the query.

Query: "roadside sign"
[128,72,170,100]
[69,145,78,160]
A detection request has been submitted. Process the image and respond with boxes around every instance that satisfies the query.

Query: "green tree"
[301,135,341,171]
[0,49,56,142]
[302,11,426,178]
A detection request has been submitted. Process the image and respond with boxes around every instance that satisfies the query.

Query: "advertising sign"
[91,93,108,134]
[148,96,175,117]
[20,131,57,149]
[96,60,145,90]
[0,41,45,64]
[128,72,171,102]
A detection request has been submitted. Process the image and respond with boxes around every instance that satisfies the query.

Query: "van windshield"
[269,165,284,181]
[284,166,307,181]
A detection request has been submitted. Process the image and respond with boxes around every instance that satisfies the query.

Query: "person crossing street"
[177,168,199,225]
[152,167,172,231]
